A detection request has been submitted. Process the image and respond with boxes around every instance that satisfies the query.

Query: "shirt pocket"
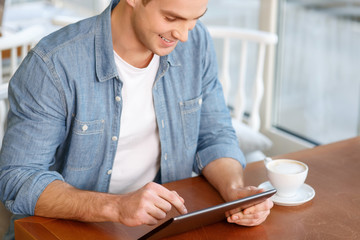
[67,118,105,170]
[179,95,203,149]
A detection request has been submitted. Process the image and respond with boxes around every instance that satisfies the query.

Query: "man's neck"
[111,1,154,68]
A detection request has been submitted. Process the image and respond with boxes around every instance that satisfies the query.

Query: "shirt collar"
[95,0,119,82]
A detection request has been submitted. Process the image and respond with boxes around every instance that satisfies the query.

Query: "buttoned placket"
[152,61,175,182]
[105,77,123,184]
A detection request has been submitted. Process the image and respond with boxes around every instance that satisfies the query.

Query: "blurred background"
[0,0,359,237]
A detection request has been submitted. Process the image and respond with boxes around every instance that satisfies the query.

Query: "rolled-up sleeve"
[0,50,66,215]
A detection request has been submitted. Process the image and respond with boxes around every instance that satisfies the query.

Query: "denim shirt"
[0,0,245,216]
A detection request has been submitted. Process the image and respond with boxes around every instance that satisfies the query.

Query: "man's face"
[130,0,208,56]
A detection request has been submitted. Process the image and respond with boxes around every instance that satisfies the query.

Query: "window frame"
[259,0,315,156]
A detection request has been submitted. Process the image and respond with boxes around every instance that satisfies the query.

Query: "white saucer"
[258,181,315,206]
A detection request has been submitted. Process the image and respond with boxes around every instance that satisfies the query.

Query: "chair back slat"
[220,38,231,102]
[248,42,266,130]
[233,40,248,122]
[21,44,28,60]
[10,47,17,76]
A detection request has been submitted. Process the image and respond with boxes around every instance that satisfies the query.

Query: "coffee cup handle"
[264,157,273,166]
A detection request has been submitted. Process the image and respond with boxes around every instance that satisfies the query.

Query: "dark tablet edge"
[138,188,276,240]
[175,188,276,221]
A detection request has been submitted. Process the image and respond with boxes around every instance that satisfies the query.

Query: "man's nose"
[172,21,196,42]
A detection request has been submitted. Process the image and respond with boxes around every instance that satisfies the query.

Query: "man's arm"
[35,180,187,226]
[202,158,273,226]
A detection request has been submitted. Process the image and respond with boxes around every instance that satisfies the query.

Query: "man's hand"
[202,158,273,227]
[225,186,273,226]
[115,182,188,226]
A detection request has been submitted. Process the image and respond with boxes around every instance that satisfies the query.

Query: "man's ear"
[126,0,136,7]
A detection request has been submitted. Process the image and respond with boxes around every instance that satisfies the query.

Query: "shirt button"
[115,96,121,102]
[164,153,168,160]
[82,125,88,132]
[112,136,118,141]
[199,98,203,105]
[107,169,112,175]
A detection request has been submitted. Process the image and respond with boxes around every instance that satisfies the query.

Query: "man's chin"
[153,46,177,56]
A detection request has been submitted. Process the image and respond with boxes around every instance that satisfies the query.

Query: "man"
[0,0,273,235]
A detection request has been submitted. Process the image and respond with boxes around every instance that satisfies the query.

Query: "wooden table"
[15,137,360,239]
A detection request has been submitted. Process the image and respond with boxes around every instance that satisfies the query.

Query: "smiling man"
[0,0,272,238]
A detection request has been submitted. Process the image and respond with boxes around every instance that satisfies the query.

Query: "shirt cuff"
[6,171,64,215]
[195,144,246,174]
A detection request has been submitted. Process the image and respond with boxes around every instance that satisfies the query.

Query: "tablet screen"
[139,188,276,240]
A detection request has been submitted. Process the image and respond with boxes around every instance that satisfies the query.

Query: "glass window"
[274,0,360,145]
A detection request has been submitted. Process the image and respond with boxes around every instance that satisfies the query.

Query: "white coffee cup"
[264,158,308,198]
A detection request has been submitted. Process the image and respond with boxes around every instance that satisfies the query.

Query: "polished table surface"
[15,137,360,239]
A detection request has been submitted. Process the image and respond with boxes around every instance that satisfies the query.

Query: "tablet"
[138,188,276,240]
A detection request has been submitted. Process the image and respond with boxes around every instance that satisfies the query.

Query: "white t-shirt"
[108,51,160,194]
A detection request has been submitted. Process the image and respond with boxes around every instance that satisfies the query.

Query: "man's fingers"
[147,203,168,220]
[172,190,185,204]
[224,187,274,227]
[162,190,188,215]
[154,185,187,215]
[243,198,273,215]
[227,211,269,226]
[145,183,188,215]
[154,198,172,214]
[226,199,272,226]
[117,183,188,226]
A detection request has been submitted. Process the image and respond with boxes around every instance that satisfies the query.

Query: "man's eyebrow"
[195,8,208,19]
[162,8,208,20]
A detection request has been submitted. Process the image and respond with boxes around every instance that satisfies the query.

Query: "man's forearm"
[202,158,245,202]
[35,180,119,222]
[34,179,188,226]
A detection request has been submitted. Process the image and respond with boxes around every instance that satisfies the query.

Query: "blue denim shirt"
[0,0,245,216]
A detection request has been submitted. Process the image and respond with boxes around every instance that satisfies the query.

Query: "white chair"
[208,26,278,162]
[0,25,44,82]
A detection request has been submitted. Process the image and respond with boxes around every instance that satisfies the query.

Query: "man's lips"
[159,34,178,46]
[159,35,172,43]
